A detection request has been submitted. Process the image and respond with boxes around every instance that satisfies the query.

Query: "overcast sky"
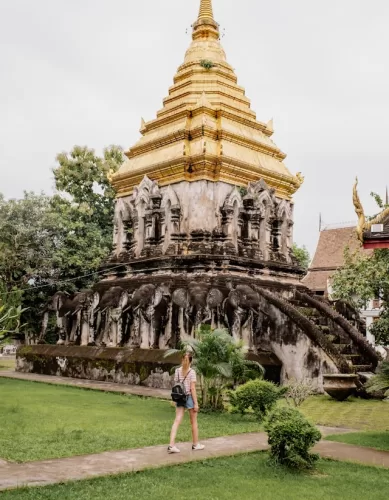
[1,0,388,255]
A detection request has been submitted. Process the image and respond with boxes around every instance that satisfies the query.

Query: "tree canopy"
[292,244,310,270]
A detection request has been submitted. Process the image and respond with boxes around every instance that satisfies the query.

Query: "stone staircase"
[290,300,375,375]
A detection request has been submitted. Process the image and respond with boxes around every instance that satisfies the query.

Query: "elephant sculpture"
[129,283,171,349]
[172,282,224,338]
[223,283,262,346]
[60,290,100,345]
[39,290,99,345]
[39,291,73,345]
[95,287,129,347]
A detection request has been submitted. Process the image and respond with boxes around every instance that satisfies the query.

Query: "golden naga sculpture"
[296,172,305,187]
[353,177,389,242]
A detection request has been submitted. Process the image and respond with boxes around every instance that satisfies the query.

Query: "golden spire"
[198,0,214,21]
[192,0,219,40]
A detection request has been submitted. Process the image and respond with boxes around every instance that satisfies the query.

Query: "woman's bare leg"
[169,407,185,446]
[189,409,199,445]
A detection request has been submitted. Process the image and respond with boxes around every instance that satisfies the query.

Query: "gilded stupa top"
[112,0,303,199]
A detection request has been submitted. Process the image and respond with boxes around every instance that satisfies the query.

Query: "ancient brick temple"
[21,1,380,391]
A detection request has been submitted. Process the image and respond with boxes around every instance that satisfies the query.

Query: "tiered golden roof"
[112,0,303,199]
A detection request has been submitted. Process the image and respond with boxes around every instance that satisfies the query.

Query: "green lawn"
[299,395,389,431]
[2,453,389,500]
[326,431,389,452]
[0,357,15,371]
[0,378,262,463]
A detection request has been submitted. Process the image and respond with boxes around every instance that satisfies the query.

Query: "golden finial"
[198,0,214,21]
[353,177,366,243]
[193,0,219,40]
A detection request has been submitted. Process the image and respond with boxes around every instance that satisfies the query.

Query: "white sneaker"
[167,446,180,454]
[192,443,205,451]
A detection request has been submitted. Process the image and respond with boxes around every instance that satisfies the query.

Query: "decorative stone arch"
[276,199,294,261]
[222,187,243,252]
[161,185,181,253]
[255,189,275,260]
[130,176,156,257]
[113,198,135,256]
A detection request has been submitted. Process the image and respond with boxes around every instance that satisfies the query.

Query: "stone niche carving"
[111,176,295,265]
[112,177,182,260]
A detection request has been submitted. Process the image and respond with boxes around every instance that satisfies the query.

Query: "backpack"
[171,369,192,403]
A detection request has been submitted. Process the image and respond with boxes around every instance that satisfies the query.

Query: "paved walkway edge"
[0,433,389,492]
[0,370,171,399]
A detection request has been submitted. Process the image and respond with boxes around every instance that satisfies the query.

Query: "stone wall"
[16,345,181,389]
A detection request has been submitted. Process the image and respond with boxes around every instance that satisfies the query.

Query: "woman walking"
[168,353,205,454]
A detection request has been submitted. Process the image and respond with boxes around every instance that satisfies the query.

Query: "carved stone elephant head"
[223,284,261,341]
[95,286,129,346]
[131,283,171,348]
[172,281,224,335]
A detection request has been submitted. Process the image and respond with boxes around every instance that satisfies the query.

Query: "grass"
[0,378,262,463]
[325,431,389,452]
[0,357,15,371]
[2,453,389,500]
[298,395,389,431]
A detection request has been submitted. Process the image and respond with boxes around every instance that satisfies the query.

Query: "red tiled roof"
[302,227,369,292]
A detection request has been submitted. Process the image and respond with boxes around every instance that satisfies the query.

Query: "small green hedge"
[265,407,321,470]
[229,379,286,421]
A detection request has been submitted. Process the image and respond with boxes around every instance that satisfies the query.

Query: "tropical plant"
[365,362,389,400]
[0,282,24,343]
[284,379,315,407]
[229,379,285,421]
[165,326,264,411]
[265,407,321,470]
[0,305,24,343]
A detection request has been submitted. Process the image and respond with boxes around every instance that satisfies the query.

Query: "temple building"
[18,1,381,394]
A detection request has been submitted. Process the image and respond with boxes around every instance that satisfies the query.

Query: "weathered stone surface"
[16,346,181,390]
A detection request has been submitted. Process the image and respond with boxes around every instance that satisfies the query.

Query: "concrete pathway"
[0,370,171,399]
[0,432,389,492]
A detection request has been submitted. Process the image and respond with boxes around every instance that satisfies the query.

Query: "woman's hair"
[182,352,193,363]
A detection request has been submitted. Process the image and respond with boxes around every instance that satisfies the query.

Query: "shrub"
[229,379,286,421]
[366,361,389,400]
[284,379,314,407]
[265,407,321,470]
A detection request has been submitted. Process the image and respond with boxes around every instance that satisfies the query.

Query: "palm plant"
[366,362,389,399]
[0,304,25,343]
[165,326,264,410]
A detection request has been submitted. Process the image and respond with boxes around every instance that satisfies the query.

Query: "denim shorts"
[177,395,194,409]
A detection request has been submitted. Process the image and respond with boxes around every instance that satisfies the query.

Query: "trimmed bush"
[265,407,322,470]
[229,379,286,421]
[285,379,314,407]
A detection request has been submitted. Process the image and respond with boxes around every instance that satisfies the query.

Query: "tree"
[292,244,310,270]
[0,145,124,338]
[54,145,122,233]
[0,193,58,290]
[166,326,263,410]
[332,248,389,346]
